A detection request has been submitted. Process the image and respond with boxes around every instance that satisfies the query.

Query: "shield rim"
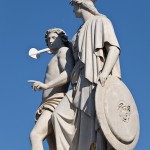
[95,76,140,150]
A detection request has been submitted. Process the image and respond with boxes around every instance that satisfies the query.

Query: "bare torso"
[42,47,70,101]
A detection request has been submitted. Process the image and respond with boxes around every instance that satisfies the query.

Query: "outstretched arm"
[98,43,120,86]
[28,48,74,91]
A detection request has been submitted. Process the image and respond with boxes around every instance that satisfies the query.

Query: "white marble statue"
[28,0,140,149]
[28,28,74,150]
[51,0,121,150]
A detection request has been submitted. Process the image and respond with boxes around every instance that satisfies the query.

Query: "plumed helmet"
[70,0,100,16]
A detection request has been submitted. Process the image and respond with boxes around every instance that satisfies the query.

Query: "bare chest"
[45,55,60,81]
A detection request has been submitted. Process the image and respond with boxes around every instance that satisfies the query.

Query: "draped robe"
[52,15,121,150]
[69,15,121,117]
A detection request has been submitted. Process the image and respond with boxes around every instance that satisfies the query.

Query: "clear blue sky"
[0,0,149,149]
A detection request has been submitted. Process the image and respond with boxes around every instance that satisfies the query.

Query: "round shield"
[95,76,140,150]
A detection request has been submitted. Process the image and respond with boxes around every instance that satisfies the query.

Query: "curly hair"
[45,28,69,47]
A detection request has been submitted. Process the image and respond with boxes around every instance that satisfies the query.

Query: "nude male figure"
[28,28,74,150]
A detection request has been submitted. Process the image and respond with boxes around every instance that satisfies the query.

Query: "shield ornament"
[95,76,140,150]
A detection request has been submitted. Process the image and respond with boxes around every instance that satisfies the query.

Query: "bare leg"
[30,110,52,150]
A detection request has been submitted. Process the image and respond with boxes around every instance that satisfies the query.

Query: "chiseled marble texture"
[28,0,140,150]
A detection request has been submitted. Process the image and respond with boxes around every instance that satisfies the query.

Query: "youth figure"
[29,28,74,150]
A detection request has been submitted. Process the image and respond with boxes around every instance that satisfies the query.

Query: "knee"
[30,129,36,141]
[30,128,42,142]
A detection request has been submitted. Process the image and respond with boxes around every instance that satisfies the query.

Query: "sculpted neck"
[81,9,95,23]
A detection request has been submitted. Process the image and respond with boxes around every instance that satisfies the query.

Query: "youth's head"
[70,0,100,18]
[45,28,68,51]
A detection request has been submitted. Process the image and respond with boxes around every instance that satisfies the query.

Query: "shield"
[95,76,140,150]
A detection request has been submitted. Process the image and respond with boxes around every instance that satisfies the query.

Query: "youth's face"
[72,3,82,18]
[47,32,62,50]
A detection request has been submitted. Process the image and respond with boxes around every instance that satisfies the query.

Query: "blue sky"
[0,0,149,149]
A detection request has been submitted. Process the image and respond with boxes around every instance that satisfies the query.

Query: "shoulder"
[57,47,70,58]
[87,15,114,31]
[82,15,112,30]
[59,47,70,54]
[93,15,112,24]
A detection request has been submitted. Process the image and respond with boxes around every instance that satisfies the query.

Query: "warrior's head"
[70,0,100,17]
